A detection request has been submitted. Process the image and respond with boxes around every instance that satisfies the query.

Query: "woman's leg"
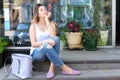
[43,42,62,78]
[48,62,54,73]
[31,46,46,62]
[45,44,64,67]
[51,36,60,54]
[61,64,73,73]
[45,43,80,74]
[47,36,60,74]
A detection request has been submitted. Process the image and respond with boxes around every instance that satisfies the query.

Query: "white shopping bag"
[4,53,33,79]
[11,53,33,79]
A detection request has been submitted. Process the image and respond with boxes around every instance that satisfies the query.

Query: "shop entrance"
[116,0,120,46]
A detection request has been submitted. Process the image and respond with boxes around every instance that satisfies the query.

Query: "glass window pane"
[4,0,33,47]
[3,0,112,47]
[98,0,112,46]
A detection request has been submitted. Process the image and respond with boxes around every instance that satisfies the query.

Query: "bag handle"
[4,56,12,73]
[3,56,12,80]
[4,56,21,73]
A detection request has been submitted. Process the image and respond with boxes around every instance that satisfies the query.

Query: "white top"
[30,24,50,55]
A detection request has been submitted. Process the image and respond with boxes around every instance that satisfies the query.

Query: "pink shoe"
[62,70,80,75]
[46,72,54,79]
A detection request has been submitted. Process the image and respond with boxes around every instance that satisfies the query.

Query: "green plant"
[59,26,67,47]
[84,28,99,41]
[92,0,101,39]
[0,36,11,54]
[93,0,100,29]
[83,28,98,51]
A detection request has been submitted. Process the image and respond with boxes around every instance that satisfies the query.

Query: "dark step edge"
[63,59,120,64]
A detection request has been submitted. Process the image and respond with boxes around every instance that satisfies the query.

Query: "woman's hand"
[42,39,55,46]
[45,12,51,20]
[42,40,49,43]
[48,39,55,46]
[45,12,51,27]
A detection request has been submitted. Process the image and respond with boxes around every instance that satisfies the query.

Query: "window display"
[98,0,112,46]
[3,0,112,47]
[60,0,94,29]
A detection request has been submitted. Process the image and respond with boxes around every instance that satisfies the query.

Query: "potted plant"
[59,31,67,50]
[0,36,11,68]
[84,28,98,51]
[64,21,83,49]
[83,0,101,51]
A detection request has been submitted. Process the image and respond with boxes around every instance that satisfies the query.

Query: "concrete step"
[2,69,120,80]
[33,62,120,71]
[33,49,120,71]
[1,48,120,80]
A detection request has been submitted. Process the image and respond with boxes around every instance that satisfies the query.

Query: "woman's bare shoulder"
[30,23,36,28]
[29,23,36,32]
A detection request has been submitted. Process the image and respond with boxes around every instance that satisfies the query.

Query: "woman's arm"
[45,12,56,46]
[47,21,57,46]
[45,12,56,37]
[49,21,57,37]
[29,23,43,48]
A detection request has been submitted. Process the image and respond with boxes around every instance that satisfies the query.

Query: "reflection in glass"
[4,8,10,30]
[98,0,112,46]
[3,0,112,47]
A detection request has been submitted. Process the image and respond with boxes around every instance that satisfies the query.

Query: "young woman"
[29,4,80,79]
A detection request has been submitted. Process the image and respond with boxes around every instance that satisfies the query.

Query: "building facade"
[0,0,119,48]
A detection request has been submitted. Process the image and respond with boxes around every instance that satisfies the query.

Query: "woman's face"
[38,6,48,18]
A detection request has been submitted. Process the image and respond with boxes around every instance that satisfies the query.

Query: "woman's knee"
[32,53,46,62]
[51,36,60,44]
[31,46,47,61]
[42,42,52,48]
[46,44,53,49]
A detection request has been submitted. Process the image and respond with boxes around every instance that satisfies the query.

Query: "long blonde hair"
[32,4,44,23]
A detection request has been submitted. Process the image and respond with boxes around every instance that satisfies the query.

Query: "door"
[116,0,120,46]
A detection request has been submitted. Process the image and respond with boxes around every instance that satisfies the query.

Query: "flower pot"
[98,30,108,46]
[85,38,97,51]
[65,32,83,49]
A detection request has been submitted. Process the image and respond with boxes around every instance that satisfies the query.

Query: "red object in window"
[48,3,52,11]
[49,0,57,2]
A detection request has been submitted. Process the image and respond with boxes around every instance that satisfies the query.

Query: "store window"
[3,0,112,47]
[4,0,33,47]
[97,0,112,46]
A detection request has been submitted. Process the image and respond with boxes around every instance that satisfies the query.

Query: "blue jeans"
[31,36,64,67]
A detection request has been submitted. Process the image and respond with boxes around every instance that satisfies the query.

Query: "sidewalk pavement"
[1,47,120,80]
